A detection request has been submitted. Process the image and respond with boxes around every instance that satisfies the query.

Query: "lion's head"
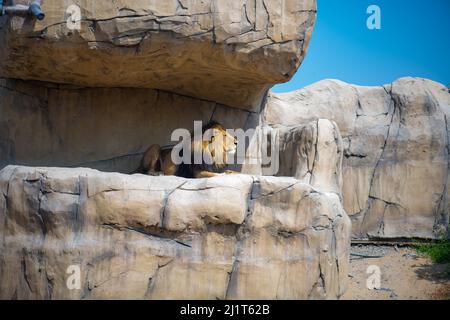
[192,122,238,169]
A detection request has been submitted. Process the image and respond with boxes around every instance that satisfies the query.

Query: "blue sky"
[272,0,450,93]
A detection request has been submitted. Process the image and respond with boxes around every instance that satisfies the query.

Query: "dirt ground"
[342,245,450,300]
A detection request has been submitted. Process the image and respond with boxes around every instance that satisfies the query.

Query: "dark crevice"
[160,181,187,229]
[21,254,33,294]
[224,176,256,299]
[101,223,191,248]
[369,195,405,209]
[360,83,399,230]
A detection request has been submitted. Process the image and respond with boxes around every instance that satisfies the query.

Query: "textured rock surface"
[0,0,316,109]
[243,119,343,196]
[0,82,343,187]
[0,166,351,299]
[0,78,257,173]
[264,77,450,239]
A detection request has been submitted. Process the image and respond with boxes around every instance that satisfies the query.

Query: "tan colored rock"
[0,81,343,191]
[243,119,343,196]
[0,0,353,301]
[0,78,254,173]
[264,77,450,239]
[0,166,351,299]
[277,119,343,195]
[0,0,317,109]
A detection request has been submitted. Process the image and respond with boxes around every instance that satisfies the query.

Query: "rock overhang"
[0,0,317,110]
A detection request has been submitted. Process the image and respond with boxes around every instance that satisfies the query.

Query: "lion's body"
[140,122,238,178]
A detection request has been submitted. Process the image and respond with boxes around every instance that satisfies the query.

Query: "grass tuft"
[417,240,450,264]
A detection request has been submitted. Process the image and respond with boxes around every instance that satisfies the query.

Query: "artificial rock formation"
[0,166,351,299]
[0,0,354,300]
[0,78,256,173]
[0,0,317,109]
[243,119,343,196]
[0,0,317,171]
[264,77,450,239]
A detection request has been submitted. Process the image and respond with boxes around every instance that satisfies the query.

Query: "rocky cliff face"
[0,0,316,109]
[0,0,356,301]
[0,78,256,172]
[0,0,316,172]
[243,119,343,196]
[265,77,450,239]
[0,166,350,299]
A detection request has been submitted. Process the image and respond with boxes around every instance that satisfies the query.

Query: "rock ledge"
[0,165,350,299]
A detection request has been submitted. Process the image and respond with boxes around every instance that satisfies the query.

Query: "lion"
[139,122,239,178]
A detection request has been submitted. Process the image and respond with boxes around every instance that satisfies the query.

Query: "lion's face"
[202,123,238,167]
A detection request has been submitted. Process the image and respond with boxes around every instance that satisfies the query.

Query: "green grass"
[416,239,450,299]
[417,240,450,264]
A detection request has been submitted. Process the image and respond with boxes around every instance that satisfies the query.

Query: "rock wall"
[0,166,351,299]
[0,78,256,173]
[243,119,343,196]
[264,77,450,239]
[0,0,317,173]
[0,0,317,109]
[0,0,355,300]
